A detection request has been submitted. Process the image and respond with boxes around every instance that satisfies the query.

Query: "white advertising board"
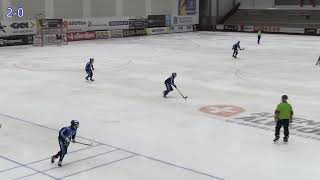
[0,20,37,37]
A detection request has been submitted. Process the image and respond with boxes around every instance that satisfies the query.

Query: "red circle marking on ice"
[199,105,246,117]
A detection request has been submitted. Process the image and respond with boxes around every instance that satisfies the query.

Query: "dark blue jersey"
[85,62,94,71]
[59,126,77,141]
[232,42,241,50]
[165,75,175,86]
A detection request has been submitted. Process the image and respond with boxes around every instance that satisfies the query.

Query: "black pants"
[258,36,261,44]
[163,82,173,96]
[232,50,238,57]
[275,119,289,138]
[54,138,69,161]
[86,70,93,79]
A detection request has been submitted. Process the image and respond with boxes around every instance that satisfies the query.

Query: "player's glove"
[72,139,76,143]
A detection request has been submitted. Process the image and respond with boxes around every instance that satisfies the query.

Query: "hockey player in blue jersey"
[85,58,95,81]
[232,41,244,59]
[163,72,177,98]
[51,120,79,167]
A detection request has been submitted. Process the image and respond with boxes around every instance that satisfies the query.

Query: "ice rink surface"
[0,32,320,180]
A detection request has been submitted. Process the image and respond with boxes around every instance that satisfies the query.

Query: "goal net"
[33,19,68,47]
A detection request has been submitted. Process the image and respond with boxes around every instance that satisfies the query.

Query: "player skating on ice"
[163,72,177,98]
[274,95,293,143]
[85,58,95,81]
[51,120,79,166]
[316,56,320,65]
[257,30,262,44]
[232,41,244,59]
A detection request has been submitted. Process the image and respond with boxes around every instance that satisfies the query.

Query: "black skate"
[85,77,89,81]
[163,91,167,98]
[283,137,288,143]
[58,160,62,167]
[90,78,94,82]
[273,136,280,142]
[51,156,56,163]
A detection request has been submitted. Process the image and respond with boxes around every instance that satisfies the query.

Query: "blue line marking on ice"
[59,154,137,179]
[0,155,59,180]
[13,149,119,180]
[0,144,101,174]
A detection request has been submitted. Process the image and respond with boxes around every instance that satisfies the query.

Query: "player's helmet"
[90,58,94,62]
[172,72,177,77]
[71,120,79,129]
[282,95,288,100]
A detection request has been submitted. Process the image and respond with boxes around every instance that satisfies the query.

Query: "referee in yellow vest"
[274,95,293,142]
[257,30,262,44]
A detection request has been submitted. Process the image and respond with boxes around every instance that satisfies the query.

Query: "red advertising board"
[67,31,96,41]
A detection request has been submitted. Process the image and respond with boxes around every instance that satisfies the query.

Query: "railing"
[275,0,320,6]
[225,20,320,28]
[218,2,241,24]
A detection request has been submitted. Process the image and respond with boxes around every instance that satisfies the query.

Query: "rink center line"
[0,113,225,180]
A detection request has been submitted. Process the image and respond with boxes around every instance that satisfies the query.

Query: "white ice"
[0,32,320,180]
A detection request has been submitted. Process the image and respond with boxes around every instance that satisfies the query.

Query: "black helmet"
[172,72,177,77]
[282,95,288,100]
[71,120,79,129]
[90,58,94,62]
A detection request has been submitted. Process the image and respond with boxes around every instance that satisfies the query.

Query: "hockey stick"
[74,141,93,146]
[175,86,188,100]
